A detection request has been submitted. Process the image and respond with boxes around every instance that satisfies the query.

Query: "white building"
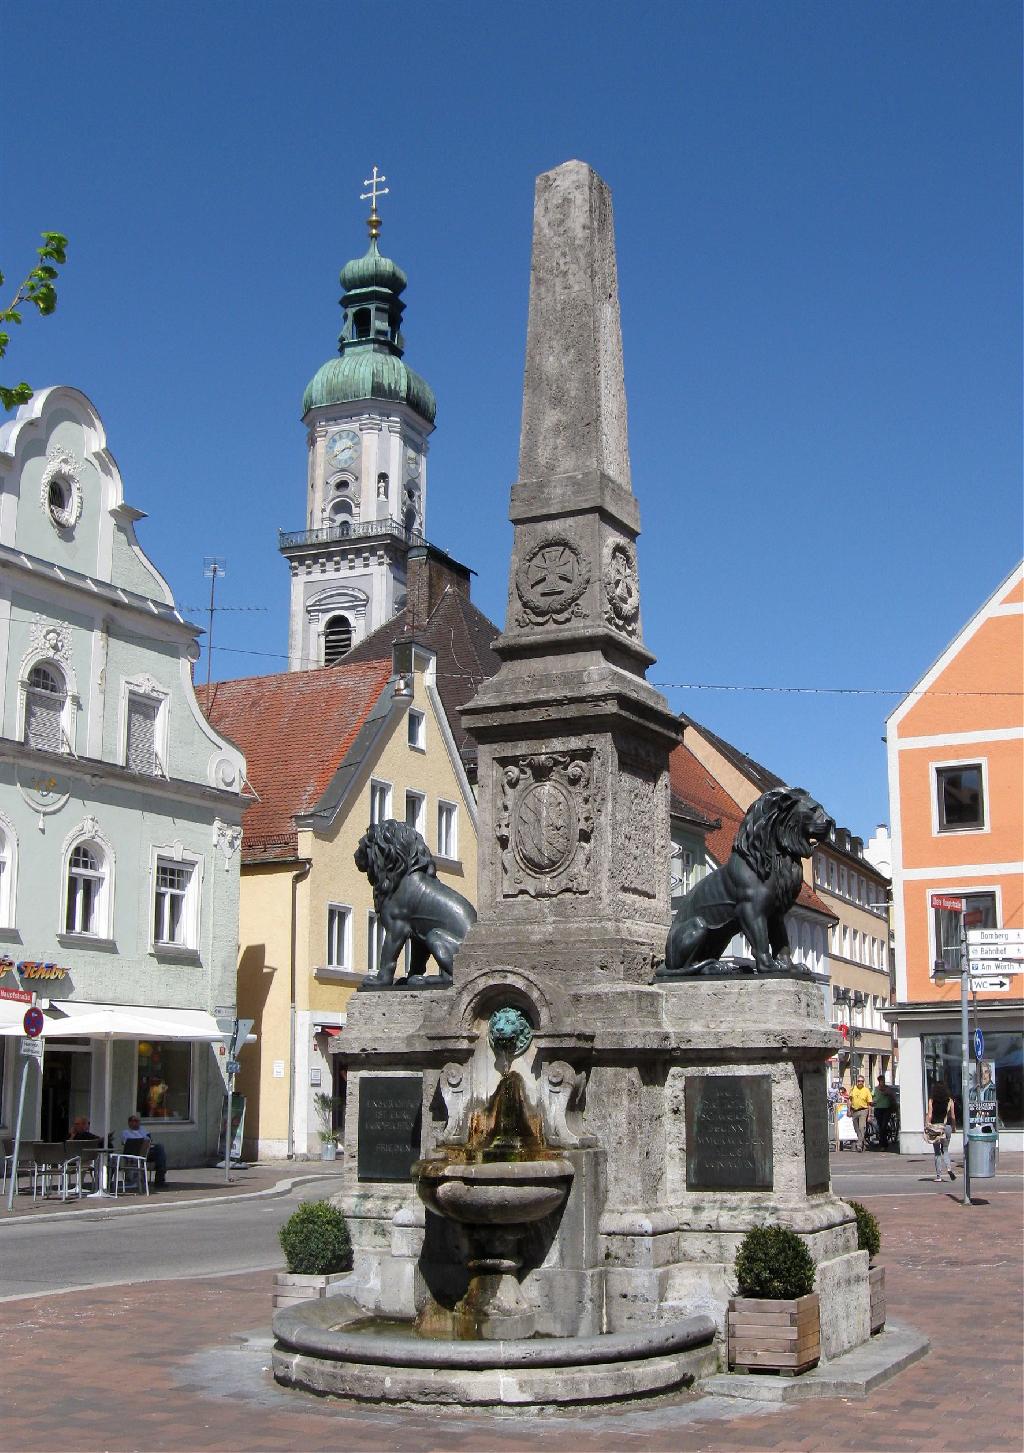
[0,388,245,1163]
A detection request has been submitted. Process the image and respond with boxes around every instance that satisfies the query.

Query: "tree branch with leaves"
[1,232,69,410]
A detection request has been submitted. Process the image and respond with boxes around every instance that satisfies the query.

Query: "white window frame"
[367,910,384,976]
[931,757,990,837]
[369,778,392,826]
[927,883,1001,979]
[121,679,169,776]
[0,812,18,930]
[405,790,425,837]
[150,848,202,953]
[21,658,74,754]
[407,708,426,751]
[437,800,458,861]
[62,834,113,939]
[326,903,352,970]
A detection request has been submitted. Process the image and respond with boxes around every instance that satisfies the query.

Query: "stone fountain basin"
[415,1158,574,1225]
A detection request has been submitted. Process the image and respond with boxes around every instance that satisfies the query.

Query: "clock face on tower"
[326,429,360,469]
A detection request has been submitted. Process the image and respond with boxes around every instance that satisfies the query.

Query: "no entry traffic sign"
[22,1005,44,1038]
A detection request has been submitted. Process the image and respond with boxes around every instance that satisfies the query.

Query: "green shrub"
[735,1226,815,1300]
[278,1200,352,1276]
[848,1200,881,1261]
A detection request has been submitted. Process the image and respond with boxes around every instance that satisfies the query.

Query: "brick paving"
[0,1183,1020,1451]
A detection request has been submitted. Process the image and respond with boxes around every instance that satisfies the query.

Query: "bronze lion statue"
[662,787,834,977]
[354,819,476,985]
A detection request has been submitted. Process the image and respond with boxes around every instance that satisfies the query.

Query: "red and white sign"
[0,985,32,1004]
[930,894,964,912]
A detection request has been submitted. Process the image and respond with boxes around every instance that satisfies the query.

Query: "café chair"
[110,1150,151,1197]
[30,1142,82,1201]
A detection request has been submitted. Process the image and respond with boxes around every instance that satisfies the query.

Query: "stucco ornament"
[213,817,243,867]
[16,767,71,827]
[488,1006,534,1063]
[515,535,590,627]
[40,447,84,532]
[27,615,72,666]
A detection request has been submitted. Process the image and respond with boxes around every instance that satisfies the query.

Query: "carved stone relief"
[496,751,595,898]
[514,534,591,627]
[603,539,640,637]
[615,761,660,899]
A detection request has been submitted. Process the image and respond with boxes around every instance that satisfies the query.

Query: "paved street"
[0,1157,1021,1451]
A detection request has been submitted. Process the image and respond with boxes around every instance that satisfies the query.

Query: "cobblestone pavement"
[1,1182,1020,1452]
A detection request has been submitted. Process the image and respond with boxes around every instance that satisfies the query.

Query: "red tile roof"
[196,660,392,862]
[669,741,835,921]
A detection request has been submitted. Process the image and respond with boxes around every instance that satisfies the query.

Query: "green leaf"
[0,382,33,410]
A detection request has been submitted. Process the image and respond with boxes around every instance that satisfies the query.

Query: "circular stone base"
[272,1298,719,1408]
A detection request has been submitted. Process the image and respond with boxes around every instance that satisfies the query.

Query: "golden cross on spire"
[360,165,389,241]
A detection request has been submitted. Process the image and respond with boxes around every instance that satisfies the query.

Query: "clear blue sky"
[3,1,1020,840]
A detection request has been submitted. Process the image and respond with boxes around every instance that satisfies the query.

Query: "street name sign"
[930,894,963,912]
[0,985,32,1004]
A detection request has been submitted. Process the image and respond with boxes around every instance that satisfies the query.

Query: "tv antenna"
[202,557,226,692]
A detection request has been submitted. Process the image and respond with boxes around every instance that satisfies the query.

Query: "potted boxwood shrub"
[313,1091,340,1161]
[849,1199,885,1334]
[273,1199,353,1310]
[729,1225,819,1374]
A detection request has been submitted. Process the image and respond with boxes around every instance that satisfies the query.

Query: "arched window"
[66,842,108,936]
[328,498,354,532]
[324,614,353,665]
[25,662,67,752]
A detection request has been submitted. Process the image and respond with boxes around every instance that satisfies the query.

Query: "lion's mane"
[733,786,819,880]
[356,820,437,905]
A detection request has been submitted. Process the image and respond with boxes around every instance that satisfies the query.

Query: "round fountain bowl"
[414,1157,573,1226]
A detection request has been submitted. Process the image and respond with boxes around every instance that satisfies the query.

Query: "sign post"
[932,894,971,1205]
[221,1018,254,1184]
[5,1002,43,1212]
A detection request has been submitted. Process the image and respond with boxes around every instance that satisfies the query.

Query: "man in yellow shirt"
[850,1074,873,1152]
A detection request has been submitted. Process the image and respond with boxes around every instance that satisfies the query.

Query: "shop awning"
[0,1000,225,1040]
[314,1025,343,1038]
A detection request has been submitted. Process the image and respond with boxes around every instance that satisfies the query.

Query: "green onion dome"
[339,242,407,296]
[302,352,436,422]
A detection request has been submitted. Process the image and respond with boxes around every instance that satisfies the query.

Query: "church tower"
[281,169,436,670]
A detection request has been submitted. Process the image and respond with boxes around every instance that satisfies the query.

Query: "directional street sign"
[971,976,1011,992]
[967,927,1024,947]
[969,959,1023,975]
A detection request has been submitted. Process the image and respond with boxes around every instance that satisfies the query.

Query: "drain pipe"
[287,857,313,1159]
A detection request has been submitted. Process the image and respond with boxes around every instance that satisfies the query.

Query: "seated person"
[122,1114,167,1187]
[69,1117,102,1142]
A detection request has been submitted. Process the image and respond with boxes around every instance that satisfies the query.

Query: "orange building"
[887,561,1024,1151]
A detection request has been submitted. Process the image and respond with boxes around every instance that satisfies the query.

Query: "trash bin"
[967,1123,999,1178]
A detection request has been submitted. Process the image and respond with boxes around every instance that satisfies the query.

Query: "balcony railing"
[278,520,425,551]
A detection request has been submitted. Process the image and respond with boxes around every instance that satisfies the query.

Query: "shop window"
[936,764,985,831]
[137,1040,193,1122]
[437,801,457,860]
[369,779,392,826]
[405,790,425,836]
[126,692,162,775]
[326,904,352,969]
[923,1032,1023,1132]
[407,709,426,750]
[933,892,996,977]
[65,842,108,936]
[153,857,198,949]
[25,662,68,753]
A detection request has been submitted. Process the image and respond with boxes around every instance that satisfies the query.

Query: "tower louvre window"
[353,308,371,340]
[324,614,353,664]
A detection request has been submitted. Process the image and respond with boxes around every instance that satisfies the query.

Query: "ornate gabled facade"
[281,184,436,671]
[0,388,245,1160]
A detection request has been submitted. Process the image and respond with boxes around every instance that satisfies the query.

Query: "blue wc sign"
[974,1028,984,1061]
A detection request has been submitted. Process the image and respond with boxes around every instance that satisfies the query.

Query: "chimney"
[405,544,472,631]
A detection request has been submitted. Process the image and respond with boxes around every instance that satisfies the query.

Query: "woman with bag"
[926,1080,957,1181]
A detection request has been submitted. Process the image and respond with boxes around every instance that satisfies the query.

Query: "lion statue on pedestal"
[662,786,834,977]
[354,819,476,986]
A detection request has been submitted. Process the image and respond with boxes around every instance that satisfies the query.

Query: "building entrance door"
[40,1042,93,1140]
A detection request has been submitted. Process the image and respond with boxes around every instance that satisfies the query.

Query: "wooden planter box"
[273,1271,349,1312]
[869,1264,885,1334]
[728,1292,820,1375]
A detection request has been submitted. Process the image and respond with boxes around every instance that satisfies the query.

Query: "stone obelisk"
[460,160,681,987]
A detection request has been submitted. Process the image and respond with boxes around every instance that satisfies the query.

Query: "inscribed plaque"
[357,1074,423,1183]
[801,1068,830,1193]
[685,1074,773,1191]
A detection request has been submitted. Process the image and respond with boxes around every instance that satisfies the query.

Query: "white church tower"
[281,169,436,670]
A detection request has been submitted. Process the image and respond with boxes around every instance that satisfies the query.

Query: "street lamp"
[834,987,865,1080]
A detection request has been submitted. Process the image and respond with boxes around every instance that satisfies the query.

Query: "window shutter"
[127,695,159,773]
[26,690,63,752]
